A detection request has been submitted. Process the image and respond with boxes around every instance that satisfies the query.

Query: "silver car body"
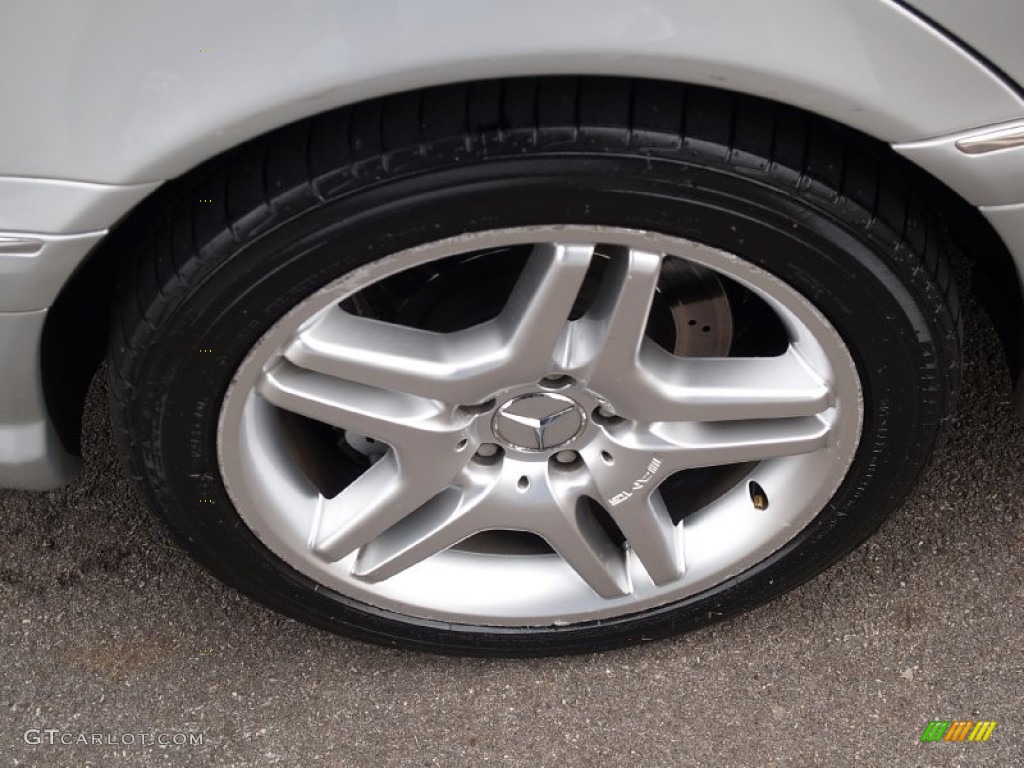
[1,0,1022,490]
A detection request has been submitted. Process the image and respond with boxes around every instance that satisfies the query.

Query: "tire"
[108,78,961,656]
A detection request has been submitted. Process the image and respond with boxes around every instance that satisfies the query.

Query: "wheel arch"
[3,0,1023,185]
[39,75,1024,462]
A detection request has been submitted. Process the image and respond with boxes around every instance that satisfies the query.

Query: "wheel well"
[39,75,1024,456]
[40,168,211,455]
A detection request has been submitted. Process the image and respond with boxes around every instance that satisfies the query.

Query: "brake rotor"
[657,256,733,358]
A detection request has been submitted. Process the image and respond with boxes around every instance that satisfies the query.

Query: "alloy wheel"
[218,226,862,625]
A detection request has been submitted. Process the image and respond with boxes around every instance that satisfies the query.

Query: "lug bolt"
[540,373,574,389]
[553,450,578,464]
[475,443,500,458]
[597,404,616,419]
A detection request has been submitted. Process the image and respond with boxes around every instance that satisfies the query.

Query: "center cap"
[491,392,586,453]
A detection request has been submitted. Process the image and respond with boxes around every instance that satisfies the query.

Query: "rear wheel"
[109,79,960,655]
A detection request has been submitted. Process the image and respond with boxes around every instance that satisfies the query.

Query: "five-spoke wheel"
[219,228,861,624]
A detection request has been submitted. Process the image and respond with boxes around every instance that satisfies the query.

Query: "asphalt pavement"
[2,299,1022,767]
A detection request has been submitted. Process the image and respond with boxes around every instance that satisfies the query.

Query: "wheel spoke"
[356,457,635,598]
[350,468,499,582]
[543,508,631,598]
[497,242,595,376]
[259,362,471,565]
[557,247,664,375]
[578,441,684,585]
[284,242,592,403]
[608,490,684,586]
[538,472,631,598]
[650,415,831,469]
[310,447,465,563]
[350,488,476,582]
[257,361,454,445]
[603,345,832,423]
[284,311,508,404]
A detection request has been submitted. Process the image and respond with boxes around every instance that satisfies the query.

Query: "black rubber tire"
[108,77,961,656]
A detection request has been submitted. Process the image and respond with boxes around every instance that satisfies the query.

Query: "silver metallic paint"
[0,311,79,490]
[894,121,1024,206]
[904,0,1024,88]
[0,0,1021,186]
[0,0,1021,489]
[0,233,108,311]
[0,178,159,233]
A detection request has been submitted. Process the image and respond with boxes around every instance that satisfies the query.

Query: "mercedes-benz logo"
[492,393,586,452]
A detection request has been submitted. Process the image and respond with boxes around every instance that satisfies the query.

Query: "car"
[2,0,1022,656]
